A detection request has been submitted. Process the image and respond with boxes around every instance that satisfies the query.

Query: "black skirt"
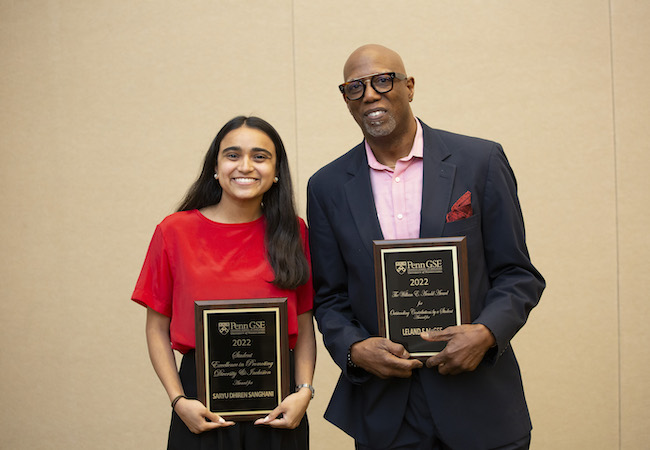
[167,350,309,450]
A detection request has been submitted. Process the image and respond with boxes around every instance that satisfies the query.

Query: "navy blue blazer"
[307,121,545,449]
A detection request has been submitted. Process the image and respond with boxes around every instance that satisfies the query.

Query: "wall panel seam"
[608,0,622,448]
[290,0,301,209]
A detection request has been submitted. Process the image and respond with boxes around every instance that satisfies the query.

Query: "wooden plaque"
[195,298,289,421]
[373,237,471,358]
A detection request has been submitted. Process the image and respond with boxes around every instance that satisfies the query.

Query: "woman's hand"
[253,388,311,429]
[254,311,315,429]
[174,397,235,434]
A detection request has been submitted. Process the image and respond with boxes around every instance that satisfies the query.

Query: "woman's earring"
[273,176,279,183]
[214,173,219,180]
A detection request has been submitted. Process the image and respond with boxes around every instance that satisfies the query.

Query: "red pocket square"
[446,191,473,223]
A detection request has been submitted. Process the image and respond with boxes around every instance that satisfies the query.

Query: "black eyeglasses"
[338,72,407,101]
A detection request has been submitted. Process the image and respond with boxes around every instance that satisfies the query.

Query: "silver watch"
[295,383,315,399]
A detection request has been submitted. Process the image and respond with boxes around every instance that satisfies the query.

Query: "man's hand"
[350,337,423,379]
[421,324,496,375]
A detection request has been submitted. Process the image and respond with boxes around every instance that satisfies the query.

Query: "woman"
[132,116,316,450]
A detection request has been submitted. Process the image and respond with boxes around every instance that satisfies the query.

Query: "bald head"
[339,44,416,160]
[343,44,407,81]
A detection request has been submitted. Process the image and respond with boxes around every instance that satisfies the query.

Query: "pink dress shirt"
[366,120,424,240]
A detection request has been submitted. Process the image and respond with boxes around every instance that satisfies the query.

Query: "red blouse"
[132,210,313,353]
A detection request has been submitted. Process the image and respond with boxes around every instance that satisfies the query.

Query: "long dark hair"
[177,116,309,290]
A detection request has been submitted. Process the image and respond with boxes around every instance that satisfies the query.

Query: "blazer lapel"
[342,123,456,249]
[344,143,384,257]
[420,123,456,238]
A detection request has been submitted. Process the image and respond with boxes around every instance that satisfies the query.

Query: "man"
[307,44,545,450]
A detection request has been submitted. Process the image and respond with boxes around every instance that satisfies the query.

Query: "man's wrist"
[475,323,497,348]
[347,348,358,368]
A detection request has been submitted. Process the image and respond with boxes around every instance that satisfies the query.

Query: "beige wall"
[1,1,648,448]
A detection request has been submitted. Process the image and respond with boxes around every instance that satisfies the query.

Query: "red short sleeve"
[132,225,173,317]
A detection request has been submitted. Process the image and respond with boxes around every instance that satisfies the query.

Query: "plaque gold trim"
[373,237,470,358]
[194,298,289,421]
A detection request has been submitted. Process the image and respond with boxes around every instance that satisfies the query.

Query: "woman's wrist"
[295,383,315,399]
[171,394,187,410]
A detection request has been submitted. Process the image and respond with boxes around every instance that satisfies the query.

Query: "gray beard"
[363,115,397,137]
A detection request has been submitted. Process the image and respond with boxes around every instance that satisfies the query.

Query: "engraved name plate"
[374,238,470,358]
[195,298,289,421]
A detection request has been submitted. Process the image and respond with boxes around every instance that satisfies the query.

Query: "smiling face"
[215,126,277,208]
[342,45,415,140]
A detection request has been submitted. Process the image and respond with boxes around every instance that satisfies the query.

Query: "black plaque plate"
[373,237,470,358]
[195,298,289,421]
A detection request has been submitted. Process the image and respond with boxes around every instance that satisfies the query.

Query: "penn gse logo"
[395,259,444,275]
[217,320,267,336]
[218,322,231,335]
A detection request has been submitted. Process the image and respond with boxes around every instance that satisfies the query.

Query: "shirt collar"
[365,118,423,171]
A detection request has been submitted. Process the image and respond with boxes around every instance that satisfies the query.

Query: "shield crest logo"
[218,322,230,335]
[395,261,407,275]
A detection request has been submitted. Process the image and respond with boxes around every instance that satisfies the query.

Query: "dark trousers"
[355,371,530,450]
[355,436,530,450]
[167,350,309,450]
